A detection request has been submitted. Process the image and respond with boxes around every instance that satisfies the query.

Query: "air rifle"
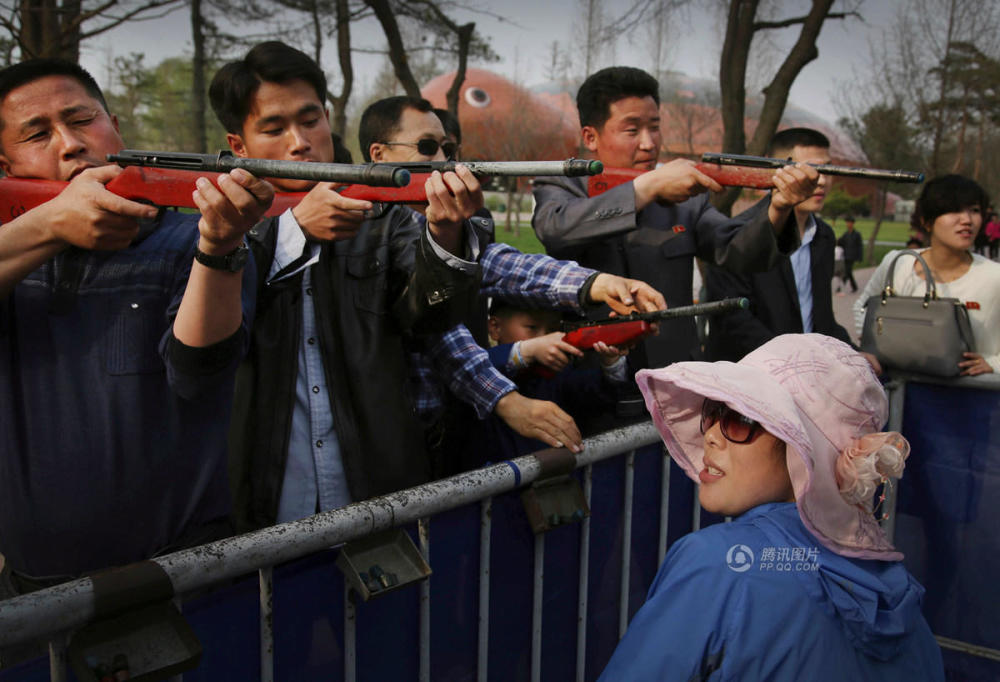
[586,153,925,197]
[561,297,749,349]
[109,149,411,187]
[529,297,748,378]
[0,153,603,221]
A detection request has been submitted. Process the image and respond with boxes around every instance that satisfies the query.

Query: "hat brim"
[636,362,902,561]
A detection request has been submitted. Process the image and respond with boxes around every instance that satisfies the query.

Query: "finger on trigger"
[99,190,158,220]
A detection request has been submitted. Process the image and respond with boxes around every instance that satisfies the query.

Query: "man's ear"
[227,133,248,157]
[110,113,121,134]
[369,142,385,162]
[581,125,600,154]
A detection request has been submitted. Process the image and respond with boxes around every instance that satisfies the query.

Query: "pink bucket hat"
[635,334,909,560]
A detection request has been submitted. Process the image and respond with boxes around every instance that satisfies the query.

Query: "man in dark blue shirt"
[0,58,272,590]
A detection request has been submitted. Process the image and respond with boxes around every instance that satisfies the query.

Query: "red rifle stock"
[561,298,749,350]
[0,167,462,222]
[587,154,925,197]
[587,163,776,197]
[532,298,748,378]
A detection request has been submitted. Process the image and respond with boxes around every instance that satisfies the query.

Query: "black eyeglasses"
[700,399,761,444]
[381,138,459,160]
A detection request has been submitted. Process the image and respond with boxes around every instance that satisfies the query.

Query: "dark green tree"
[839,104,922,263]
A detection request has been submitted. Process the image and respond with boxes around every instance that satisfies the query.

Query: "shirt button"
[316,440,323,448]
[308,337,316,345]
[306,287,313,296]
[312,386,320,394]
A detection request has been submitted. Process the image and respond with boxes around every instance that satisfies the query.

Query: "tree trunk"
[715,0,838,216]
[865,184,887,265]
[972,95,986,180]
[445,22,473,117]
[931,0,957,176]
[714,0,758,216]
[310,0,322,65]
[189,0,207,153]
[505,183,514,235]
[365,0,422,98]
[513,185,522,238]
[329,0,354,139]
[19,0,70,59]
[950,81,970,173]
[745,0,834,155]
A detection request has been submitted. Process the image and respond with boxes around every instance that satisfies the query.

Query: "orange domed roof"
[422,68,580,161]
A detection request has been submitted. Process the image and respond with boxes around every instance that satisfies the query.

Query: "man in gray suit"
[532,66,818,369]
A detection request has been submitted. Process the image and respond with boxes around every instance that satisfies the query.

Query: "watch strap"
[194,240,249,272]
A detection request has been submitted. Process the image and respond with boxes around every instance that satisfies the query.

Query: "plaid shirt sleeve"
[427,323,516,419]
[479,243,597,310]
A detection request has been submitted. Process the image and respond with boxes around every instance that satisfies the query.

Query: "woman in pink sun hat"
[599,334,943,681]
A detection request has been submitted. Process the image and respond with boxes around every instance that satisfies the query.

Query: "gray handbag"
[860,249,975,377]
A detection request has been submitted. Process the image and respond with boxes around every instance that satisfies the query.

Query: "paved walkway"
[832,266,876,345]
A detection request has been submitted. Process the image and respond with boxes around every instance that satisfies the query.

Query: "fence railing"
[3,371,999,681]
[1,421,682,682]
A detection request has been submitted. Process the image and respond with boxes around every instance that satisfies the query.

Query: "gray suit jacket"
[532,176,791,368]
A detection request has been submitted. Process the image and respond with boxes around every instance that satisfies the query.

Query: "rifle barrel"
[701,152,925,184]
[563,297,749,330]
[386,159,603,177]
[108,150,411,187]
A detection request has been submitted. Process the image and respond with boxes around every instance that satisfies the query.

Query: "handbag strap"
[882,249,938,306]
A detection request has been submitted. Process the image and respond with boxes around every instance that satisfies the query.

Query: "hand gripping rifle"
[530,297,748,378]
[561,297,749,349]
[0,152,603,221]
[586,152,925,197]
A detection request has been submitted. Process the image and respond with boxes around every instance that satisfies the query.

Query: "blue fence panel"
[272,548,346,680]
[2,439,704,682]
[895,381,1000,681]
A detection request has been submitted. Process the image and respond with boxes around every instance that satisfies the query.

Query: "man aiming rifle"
[533,66,823,370]
[211,42,665,530]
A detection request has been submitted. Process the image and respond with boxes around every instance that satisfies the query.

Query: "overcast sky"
[79,0,898,125]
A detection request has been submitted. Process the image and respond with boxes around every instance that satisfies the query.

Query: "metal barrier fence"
[1,421,696,681]
[884,373,1000,681]
[3,373,998,681]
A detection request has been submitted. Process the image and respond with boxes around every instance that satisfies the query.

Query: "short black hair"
[434,107,461,145]
[209,41,327,134]
[911,174,990,232]
[845,215,855,223]
[489,299,562,328]
[576,66,660,129]
[0,58,108,131]
[768,127,830,157]
[358,96,433,162]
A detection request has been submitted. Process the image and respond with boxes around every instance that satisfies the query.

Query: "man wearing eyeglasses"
[213,44,664,530]
[360,95,667,480]
[210,43,484,529]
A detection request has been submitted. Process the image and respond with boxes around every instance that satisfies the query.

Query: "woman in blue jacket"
[599,334,944,681]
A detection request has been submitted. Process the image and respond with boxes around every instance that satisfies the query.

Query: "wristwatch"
[194,240,249,273]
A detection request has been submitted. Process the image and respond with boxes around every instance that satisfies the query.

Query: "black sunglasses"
[700,399,761,444]
[381,138,459,160]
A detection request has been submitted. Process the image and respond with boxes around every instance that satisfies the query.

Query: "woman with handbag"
[853,175,1000,376]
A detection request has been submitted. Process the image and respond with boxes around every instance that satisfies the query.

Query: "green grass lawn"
[492,221,546,254]
[492,216,911,266]
[827,217,913,266]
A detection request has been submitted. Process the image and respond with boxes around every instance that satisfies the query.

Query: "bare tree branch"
[753,10,859,31]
